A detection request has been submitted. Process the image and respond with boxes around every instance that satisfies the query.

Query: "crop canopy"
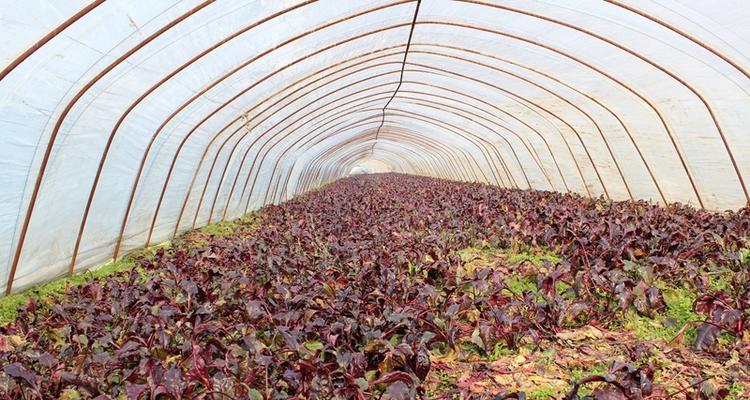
[1,0,749,293]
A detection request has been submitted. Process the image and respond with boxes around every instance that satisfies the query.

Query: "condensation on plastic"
[1,0,749,294]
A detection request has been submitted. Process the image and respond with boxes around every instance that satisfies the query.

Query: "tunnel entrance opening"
[348,158,395,176]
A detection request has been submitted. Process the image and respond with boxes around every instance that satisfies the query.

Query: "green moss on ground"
[526,386,561,399]
[568,363,609,397]
[0,295,26,326]
[425,370,459,397]
[728,381,748,399]
[707,268,735,292]
[501,362,608,399]
[506,245,562,266]
[570,362,608,382]
[197,219,238,238]
[623,284,698,343]
[487,342,518,360]
[503,274,538,295]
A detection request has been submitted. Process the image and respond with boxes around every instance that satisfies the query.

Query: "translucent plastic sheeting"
[1,0,749,294]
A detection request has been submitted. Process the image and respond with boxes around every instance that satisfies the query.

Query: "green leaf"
[365,369,378,382]
[356,377,368,390]
[248,388,263,400]
[75,334,89,346]
[59,389,82,400]
[304,340,324,352]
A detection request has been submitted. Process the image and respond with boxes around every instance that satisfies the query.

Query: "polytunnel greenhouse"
[1,0,750,398]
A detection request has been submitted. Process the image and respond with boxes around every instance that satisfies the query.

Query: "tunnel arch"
[2,0,750,294]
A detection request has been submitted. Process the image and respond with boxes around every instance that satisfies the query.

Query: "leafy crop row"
[1,174,748,398]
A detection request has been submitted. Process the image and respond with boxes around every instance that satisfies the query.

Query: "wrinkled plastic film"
[1,0,749,293]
